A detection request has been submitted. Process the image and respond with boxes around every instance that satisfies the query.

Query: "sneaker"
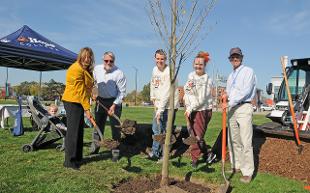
[191,161,198,168]
[206,152,217,164]
[240,176,252,183]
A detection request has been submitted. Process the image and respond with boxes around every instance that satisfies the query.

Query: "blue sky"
[0,0,309,98]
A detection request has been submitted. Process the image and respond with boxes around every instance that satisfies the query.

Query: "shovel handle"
[281,56,302,147]
[221,93,228,161]
[88,117,104,141]
[96,100,123,125]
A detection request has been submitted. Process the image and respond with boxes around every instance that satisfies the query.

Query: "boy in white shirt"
[149,49,179,161]
[183,51,213,168]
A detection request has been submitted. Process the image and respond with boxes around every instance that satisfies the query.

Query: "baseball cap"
[229,47,243,57]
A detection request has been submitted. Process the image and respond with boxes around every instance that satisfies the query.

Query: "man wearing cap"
[90,51,127,160]
[226,47,256,183]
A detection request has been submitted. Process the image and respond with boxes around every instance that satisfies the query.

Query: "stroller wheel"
[22,144,33,153]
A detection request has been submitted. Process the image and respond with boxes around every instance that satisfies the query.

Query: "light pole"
[132,66,138,106]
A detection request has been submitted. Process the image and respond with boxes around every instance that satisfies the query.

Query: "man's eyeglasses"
[104,60,114,63]
[229,56,241,61]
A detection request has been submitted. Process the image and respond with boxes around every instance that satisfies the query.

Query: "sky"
[0,0,309,98]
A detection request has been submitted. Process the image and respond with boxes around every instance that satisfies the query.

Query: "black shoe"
[63,162,80,170]
[146,153,158,161]
[191,161,198,168]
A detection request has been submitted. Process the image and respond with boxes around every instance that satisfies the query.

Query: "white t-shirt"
[184,71,213,113]
[150,65,179,114]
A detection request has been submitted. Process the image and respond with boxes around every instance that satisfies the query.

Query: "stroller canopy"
[0,25,77,71]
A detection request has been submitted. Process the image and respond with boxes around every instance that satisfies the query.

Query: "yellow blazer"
[62,61,94,110]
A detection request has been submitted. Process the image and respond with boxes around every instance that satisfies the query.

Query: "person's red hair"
[196,51,210,64]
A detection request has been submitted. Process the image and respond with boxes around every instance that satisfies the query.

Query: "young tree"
[147,0,217,186]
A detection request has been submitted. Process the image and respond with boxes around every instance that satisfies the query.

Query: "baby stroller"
[22,96,66,152]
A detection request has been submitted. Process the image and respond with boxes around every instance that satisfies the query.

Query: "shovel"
[89,117,120,149]
[182,116,199,146]
[280,56,303,154]
[152,116,176,145]
[217,93,230,193]
[96,100,136,135]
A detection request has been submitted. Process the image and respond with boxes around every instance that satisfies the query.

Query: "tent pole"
[5,67,9,100]
[39,71,42,98]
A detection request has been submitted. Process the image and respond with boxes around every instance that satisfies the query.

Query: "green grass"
[0,107,308,193]
[0,99,17,104]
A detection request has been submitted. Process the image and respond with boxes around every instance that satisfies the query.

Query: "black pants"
[92,97,122,149]
[63,101,84,167]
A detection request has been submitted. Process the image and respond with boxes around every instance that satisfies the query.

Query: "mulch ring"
[112,175,216,193]
[107,127,310,190]
[254,136,310,184]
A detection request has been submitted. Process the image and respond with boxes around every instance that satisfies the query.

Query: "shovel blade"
[182,136,198,145]
[217,182,230,193]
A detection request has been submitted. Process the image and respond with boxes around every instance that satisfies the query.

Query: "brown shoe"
[240,176,252,183]
[227,168,241,174]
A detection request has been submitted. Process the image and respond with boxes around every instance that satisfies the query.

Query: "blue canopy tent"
[0,25,77,96]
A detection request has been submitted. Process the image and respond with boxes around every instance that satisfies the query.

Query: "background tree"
[147,0,217,186]
[13,79,65,101]
[42,79,65,101]
[124,90,143,105]
[140,83,151,102]
[13,81,38,96]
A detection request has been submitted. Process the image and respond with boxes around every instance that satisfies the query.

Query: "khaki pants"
[228,103,254,176]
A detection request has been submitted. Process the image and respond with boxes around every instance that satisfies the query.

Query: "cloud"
[59,0,157,48]
[0,6,22,37]
[267,10,310,36]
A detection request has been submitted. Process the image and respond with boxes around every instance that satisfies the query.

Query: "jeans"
[151,109,177,158]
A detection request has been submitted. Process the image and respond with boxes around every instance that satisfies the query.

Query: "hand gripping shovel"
[217,93,230,193]
[89,117,120,149]
[96,100,136,135]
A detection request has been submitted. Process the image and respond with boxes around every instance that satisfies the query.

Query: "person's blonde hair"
[77,47,95,73]
[49,104,58,111]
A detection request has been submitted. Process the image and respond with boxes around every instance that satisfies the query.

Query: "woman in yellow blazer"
[62,47,94,170]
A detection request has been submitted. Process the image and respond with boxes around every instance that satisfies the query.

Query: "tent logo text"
[17,36,56,49]
[17,36,29,43]
[0,38,10,43]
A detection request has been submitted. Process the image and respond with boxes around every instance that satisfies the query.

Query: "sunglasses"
[229,56,241,61]
[104,60,114,63]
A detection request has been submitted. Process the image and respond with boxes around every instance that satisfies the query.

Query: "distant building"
[271,76,283,100]
[0,83,14,98]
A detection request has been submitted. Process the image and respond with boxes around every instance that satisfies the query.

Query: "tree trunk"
[160,0,177,187]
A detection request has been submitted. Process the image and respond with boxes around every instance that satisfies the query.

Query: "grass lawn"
[0,106,308,193]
